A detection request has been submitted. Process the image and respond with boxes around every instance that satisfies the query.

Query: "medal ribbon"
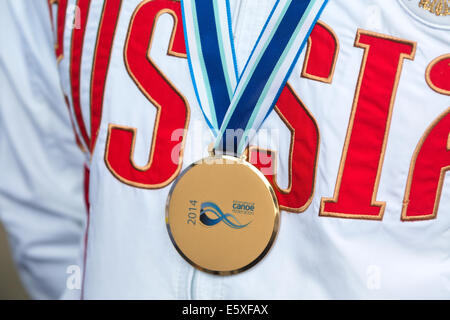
[182,0,328,155]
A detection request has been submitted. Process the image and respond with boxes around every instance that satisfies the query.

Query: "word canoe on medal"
[166,0,328,274]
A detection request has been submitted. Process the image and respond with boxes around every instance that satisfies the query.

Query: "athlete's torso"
[53,0,450,298]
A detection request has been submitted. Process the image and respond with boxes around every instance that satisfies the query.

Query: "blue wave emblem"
[200,202,251,229]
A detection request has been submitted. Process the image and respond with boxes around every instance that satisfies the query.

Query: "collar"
[398,0,450,29]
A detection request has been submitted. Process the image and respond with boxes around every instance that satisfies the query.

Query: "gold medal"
[168,0,323,275]
[166,154,280,275]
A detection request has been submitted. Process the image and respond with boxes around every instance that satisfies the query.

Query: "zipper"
[189,0,244,301]
[187,0,276,300]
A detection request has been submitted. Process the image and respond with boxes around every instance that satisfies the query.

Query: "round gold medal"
[166,155,280,275]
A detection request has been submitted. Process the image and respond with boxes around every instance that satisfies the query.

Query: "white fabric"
[2,0,449,299]
[0,0,86,299]
[81,0,450,299]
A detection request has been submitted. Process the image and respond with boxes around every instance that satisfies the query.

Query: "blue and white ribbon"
[182,0,328,155]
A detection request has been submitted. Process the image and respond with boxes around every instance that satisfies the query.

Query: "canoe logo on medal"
[198,201,254,229]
